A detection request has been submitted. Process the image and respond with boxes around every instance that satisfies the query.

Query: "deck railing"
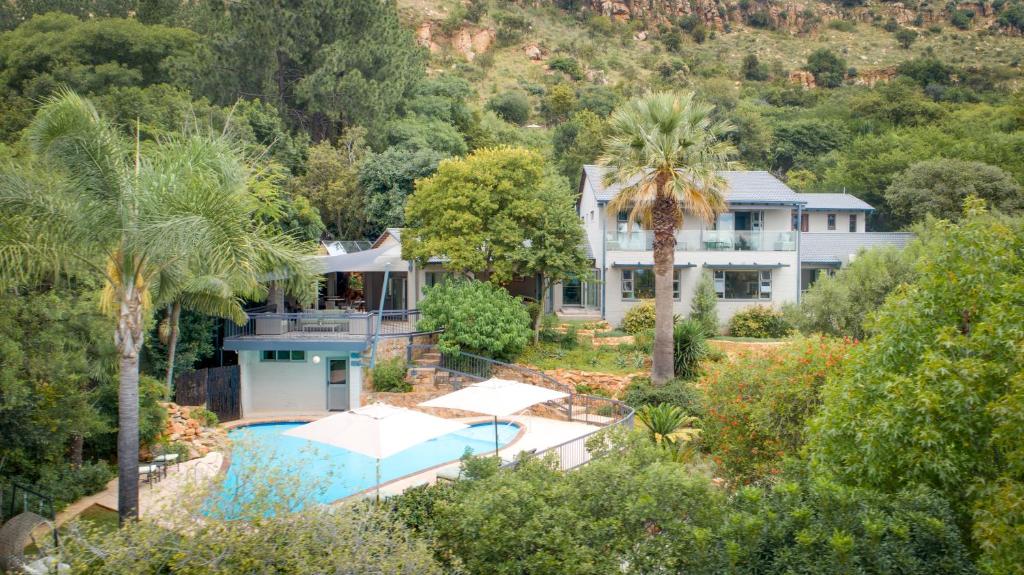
[224,309,427,340]
[413,345,635,471]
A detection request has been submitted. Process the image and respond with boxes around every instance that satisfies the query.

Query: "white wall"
[239,349,364,416]
[806,211,865,233]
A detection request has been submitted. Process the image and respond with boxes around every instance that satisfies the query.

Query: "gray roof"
[797,193,874,212]
[582,165,804,205]
[801,232,915,265]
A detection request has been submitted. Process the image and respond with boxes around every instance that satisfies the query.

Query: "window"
[712,270,772,300]
[849,214,857,232]
[827,214,837,230]
[424,271,449,288]
[791,210,799,231]
[800,213,809,232]
[621,268,681,300]
[261,350,306,362]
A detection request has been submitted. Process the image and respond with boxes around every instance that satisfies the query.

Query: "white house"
[562,165,914,328]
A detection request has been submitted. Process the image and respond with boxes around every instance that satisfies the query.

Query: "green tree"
[0,91,316,523]
[689,270,719,337]
[293,130,369,239]
[599,92,736,385]
[808,201,1024,568]
[359,146,446,239]
[404,147,561,282]
[791,245,918,339]
[416,279,532,360]
[741,53,769,81]
[541,83,577,124]
[895,27,918,49]
[552,110,608,183]
[486,90,531,126]
[185,0,425,139]
[804,48,847,88]
[885,159,1024,228]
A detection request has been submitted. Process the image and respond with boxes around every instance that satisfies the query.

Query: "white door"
[326,358,349,411]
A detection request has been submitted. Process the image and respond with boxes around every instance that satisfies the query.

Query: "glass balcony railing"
[605,230,797,252]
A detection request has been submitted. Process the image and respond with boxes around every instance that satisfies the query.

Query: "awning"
[703,263,790,270]
[315,244,407,274]
[611,262,697,269]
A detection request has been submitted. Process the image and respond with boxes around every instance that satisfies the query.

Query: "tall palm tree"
[599,92,736,385]
[0,90,316,524]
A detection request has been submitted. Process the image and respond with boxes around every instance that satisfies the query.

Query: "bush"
[700,336,853,483]
[371,357,411,393]
[486,91,531,125]
[805,48,846,88]
[189,406,219,427]
[895,27,918,48]
[621,300,655,334]
[741,54,768,81]
[673,320,709,379]
[689,271,719,337]
[547,56,583,80]
[827,19,856,32]
[728,305,792,338]
[35,461,115,510]
[623,377,703,416]
[417,279,531,360]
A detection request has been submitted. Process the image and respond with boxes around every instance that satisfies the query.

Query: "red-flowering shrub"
[698,335,854,484]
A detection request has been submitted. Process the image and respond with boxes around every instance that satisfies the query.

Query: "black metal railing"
[413,345,635,471]
[374,309,427,337]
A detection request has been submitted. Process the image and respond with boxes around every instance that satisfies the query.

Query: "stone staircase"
[407,350,476,391]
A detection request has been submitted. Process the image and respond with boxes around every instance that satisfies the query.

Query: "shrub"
[827,19,856,32]
[673,320,709,379]
[621,300,655,334]
[35,461,115,510]
[371,357,410,392]
[895,27,918,48]
[623,377,703,416]
[741,54,768,81]
[547,56,583,80]
[700,336,853,483]
[728,305,792,338]
[418,279,531,360]
[486,90,531,125]
[189,406,219,427]
[689,271,719,337]
[631,328,654,354]
[805,48,846,88]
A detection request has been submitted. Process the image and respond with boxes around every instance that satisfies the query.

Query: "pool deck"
[61,412,601,524]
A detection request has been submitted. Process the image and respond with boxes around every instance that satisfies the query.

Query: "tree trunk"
[651,192,678,386]
[534,276,546,344]
[69,434,83,468]
[115,284,145,525]
[164,301,181,397]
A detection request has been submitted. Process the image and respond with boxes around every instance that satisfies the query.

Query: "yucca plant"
[673,319,710,379]
[0,90,316,524]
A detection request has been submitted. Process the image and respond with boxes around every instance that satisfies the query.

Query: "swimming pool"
[214,420,521,508]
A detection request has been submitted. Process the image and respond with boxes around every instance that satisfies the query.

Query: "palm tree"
[636,404,699,446]
[599,92,736,385]
[0,90,316,524]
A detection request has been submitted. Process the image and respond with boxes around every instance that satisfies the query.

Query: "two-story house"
[562,166,914,329]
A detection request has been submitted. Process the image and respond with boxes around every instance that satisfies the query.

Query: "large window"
[712,270,772,300]
[260,350,307,362]
[827,214,837,230]
[621,268,682,300]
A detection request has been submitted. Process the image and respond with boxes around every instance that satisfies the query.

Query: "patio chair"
[139,463,163,488]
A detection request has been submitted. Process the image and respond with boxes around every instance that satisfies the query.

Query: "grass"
[594,329,630,338]
[75,504,119,532]
[517,340,648,375]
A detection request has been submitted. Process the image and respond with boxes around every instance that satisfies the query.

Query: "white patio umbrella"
[419,378,570,455]
[283,403,468,500]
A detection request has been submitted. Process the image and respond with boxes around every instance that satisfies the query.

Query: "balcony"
[223,309,424,344]
[605,230,797,252]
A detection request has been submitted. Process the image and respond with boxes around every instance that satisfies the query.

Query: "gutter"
[796,203,803,304]
[599,200,607,320]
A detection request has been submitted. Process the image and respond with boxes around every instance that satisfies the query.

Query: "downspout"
[369,264,391,369]
[795,203,803,304]
[599,201,607,320]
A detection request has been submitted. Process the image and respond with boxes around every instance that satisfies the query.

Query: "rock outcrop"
[155,402,228,460]
[788,69,817,88]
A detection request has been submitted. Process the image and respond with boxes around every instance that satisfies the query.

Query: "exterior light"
[312,355,321,364]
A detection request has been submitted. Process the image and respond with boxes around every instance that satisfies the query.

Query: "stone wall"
[369,333,438,363]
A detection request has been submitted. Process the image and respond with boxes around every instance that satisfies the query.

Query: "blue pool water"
[213,420,520,510]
